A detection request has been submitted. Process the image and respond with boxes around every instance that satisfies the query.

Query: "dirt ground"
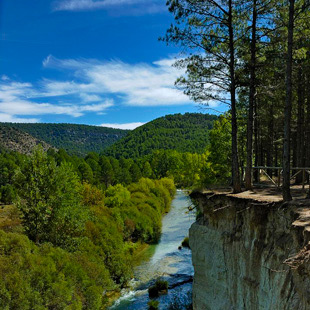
[203,183,310,203]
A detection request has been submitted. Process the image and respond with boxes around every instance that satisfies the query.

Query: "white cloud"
[54,0,140,11]
[0,80,113,121]
[0,55,194,123]
[1,75,9,81]
[40,79,89,97]
[80,101,113,112]
[100,122,145,130]
[153,58,178,68]
[79,93,101,102]
[52,0,165,14]
[42,55,191,106]
[0,113,39,123]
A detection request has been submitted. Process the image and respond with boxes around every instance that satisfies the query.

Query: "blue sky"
[0,0,222,129]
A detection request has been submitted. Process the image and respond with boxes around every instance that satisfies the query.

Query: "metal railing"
[244,166,310,190]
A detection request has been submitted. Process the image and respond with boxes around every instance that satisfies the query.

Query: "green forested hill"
[1,123,129,156]
[1,113,217,157]
[0,125,53,154]
[104,113,218,159]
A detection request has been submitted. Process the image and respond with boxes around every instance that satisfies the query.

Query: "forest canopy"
[0,147,176,309]
[164,0,310,200]
[0,123,129,156]
[102,113,217,159]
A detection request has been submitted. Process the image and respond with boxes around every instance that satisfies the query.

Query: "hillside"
[1,123,129,156]
[0,125,53,155]
[103,113,218,159]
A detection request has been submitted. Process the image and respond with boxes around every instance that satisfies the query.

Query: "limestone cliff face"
[189,192,310,310]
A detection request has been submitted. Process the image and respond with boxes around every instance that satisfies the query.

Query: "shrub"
[15,148,88,248]
[0,185,16,204]
[148,285,159,298]
[155,278,168,291]
[148,300,159,310]
[0,231,112,310]
[104,184,131,208]
[148,278,168,298]
[181,237,190,248]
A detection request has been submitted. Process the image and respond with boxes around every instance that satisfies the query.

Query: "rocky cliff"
[0,125,53,154]
[189,190,310,310]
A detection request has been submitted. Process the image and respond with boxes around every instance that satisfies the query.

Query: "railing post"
[250,167,310,193]
[302,169,305,192]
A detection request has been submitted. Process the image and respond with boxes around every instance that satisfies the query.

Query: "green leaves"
[104,113,217,159]
[0,231,111,310]
[203,115,232,185]
[104,184,131,208]
[0,146,179,309]
[16,146,87,249]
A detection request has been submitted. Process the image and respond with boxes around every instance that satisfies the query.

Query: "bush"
[148,278,168,298]
[0,231,112,310]
[104,184,131,208]
[0,185,16,204]
[15,148,88,248]
[148,300,159,310]
[148,285,159,298]
[155,278,168,291]
[181,237,190,248]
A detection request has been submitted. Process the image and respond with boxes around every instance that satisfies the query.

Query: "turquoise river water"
[110,190,195,310]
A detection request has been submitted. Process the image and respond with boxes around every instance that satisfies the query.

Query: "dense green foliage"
[1,123,129,156]
[0,113,217,159]
[15,148,88,248]
[104,113,217,159]
[0,115,232,205]
[0,231,113,310]
[0,147,176,309]
[0,151,25,204]
[0,112,232,308]
[165,0,310,197]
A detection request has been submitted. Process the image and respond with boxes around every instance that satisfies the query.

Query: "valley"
[111,190,194,310]
[2,0,310,309]
[0,112,217,309]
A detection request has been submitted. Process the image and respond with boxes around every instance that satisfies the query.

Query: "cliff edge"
[189,189,310,310]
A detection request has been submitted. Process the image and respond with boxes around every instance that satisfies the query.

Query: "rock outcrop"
[189,191,310,310]
[0,125,53,154]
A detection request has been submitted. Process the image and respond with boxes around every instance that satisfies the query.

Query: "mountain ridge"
[0,125,53,154]
[0,113,217,157]
[0,123,129,156]
[103,113,218,158]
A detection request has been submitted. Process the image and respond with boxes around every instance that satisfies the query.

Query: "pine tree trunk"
[228,0,241,193]
[267,104,274,177]
[306,74,310,185]
[292,130,297,169]
[245,0,257,190]
[275,143,278,168]
[283,0,295,201]
[254,101,259,182]
[296,67,305,183]
[306,74,310,169]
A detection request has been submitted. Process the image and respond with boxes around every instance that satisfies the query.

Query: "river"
[110,190,195,310]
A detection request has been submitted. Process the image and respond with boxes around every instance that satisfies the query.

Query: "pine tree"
[164,0,245,192]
